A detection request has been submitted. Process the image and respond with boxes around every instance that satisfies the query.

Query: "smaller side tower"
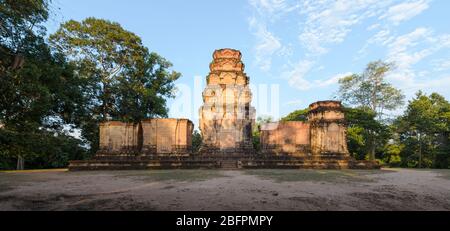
[308,101,349,157]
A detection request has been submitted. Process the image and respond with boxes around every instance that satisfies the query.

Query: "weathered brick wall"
[98,121,140,154]
[260,121,310,156]
[260,101,349,157]
[142,118,193,155]
[98,119,193,156]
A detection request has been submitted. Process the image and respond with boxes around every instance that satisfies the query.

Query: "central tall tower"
[199,48,255,155]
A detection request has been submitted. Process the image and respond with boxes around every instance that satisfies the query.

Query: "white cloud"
[315,72,353,87]
[394,75,450,98]
[248,0,300,71]
[248,16,282,71]
[382,28,450,95]
[285,61,351,90]
[357,29,395,57]
[247,0,448,97]
[249,0,299,21]
[367,23,381,31]
[285,60,315,90]
[298,0,392,55]
[372,29,395,46]
[386,29,435,81]
[415,75,450,89]
[387,27,431,55]
[432,59,450,71]
[379,0,430,25]
[283,99,302,106]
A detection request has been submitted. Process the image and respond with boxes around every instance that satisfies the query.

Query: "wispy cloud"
[432,59,450,71]
[385,28,450,83]
[248,16,282,71]
[249,0,299,21]
[284,60,351,90]
[283,99,302,106]
[285,59,315,90]
[298,0,394,55]
[247,0,448,95]
[379,0,430,25]
[248,0,299,71]
[314,72,353,87]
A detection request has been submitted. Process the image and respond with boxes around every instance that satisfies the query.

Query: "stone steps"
[69,157,379,171]
[220,160,238,169]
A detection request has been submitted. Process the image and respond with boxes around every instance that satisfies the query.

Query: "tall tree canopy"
[394,92,450,168]
[344,107,390,161]
[0,0,49,70]
[338,60,405,119]
[281,108,309,122]
[49,18,180,152]
[337,60,405,160]
[0,0,88,169]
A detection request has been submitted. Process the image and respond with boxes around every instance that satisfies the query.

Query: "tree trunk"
[369,140,376,160]
[11,54,25,70]
[418,134,422,168]
[368,131,376,161]
[16,155,24,170]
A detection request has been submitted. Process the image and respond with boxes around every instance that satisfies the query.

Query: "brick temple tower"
[199,48,255,155]
[308,101,349,157]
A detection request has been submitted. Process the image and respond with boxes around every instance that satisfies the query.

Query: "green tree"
[394,92,450,168]
[0,0,50,72]
[338,60,404,160]
[281,108,309,122]
[344,107,390,161]
[338,61,404,118]
[191,130,202,154]
[253,115,273,152]
[49,18,180,153]
[0,129,87,170]
[1,0,87,169]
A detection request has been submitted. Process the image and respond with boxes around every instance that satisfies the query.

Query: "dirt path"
[0,168,449,210]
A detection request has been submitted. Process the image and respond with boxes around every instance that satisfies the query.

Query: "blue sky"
[46,0,450,125]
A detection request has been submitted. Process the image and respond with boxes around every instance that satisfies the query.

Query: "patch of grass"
[243,169,391,183]
[112,169,230,182]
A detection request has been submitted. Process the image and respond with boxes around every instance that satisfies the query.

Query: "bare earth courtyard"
[0,168,449,211]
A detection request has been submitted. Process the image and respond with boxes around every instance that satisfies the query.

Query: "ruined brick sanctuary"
[69,49,379,170]
[199,49,255,155]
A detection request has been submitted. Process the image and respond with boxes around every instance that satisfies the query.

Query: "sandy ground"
[0,168,449,211]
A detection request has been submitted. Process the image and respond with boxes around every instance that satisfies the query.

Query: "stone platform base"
[69,155,379,171]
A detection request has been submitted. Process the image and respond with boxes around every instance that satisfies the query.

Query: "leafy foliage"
[49,17,180,154]
[344,107,390,161]
[338,60,405,160]
[338,60,404,118]
[0,4,180,169]
[191,130,202,154]
[394,92,450,168]
[0,0,89,169]
[0,129,87,169]
[252,116,274,152]
[281,108,309,122]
